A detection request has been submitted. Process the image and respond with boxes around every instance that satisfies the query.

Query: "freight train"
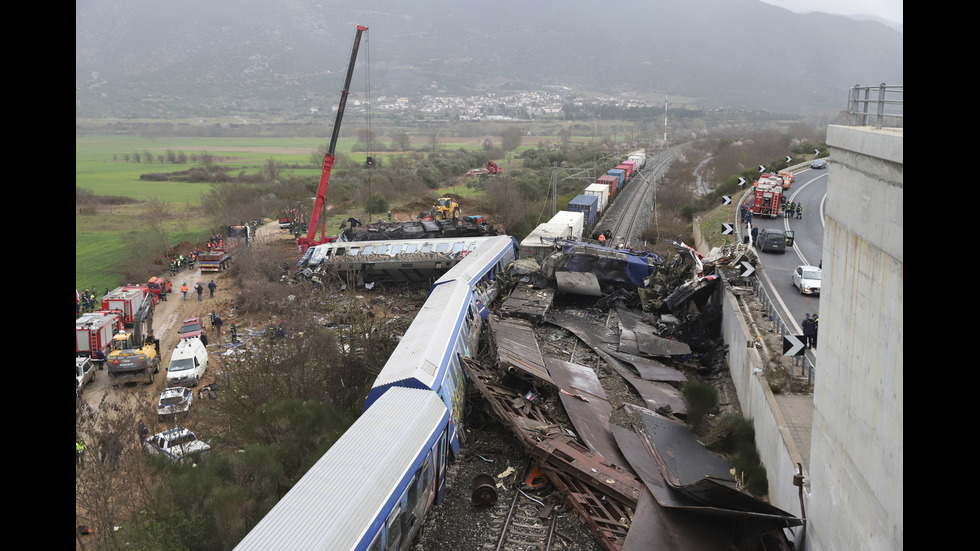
[234,235,520,551]
[521,149,646,262]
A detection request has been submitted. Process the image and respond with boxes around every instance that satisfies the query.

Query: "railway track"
[602,148,675,248]
[480,473,559,551]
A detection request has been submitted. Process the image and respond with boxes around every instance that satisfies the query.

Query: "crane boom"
[298,24,368,252]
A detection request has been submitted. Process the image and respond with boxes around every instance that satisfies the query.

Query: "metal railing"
[847,83,903,129]
[750,274,816,384]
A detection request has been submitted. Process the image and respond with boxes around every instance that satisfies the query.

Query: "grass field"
[75,131,577,292]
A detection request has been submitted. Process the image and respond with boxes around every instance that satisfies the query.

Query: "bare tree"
[480,135,494,151]
[76,394,156,550]
[391,131,412,151]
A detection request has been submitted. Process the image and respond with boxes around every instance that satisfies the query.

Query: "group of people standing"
[785,201,803,219]
[802,313,819,349]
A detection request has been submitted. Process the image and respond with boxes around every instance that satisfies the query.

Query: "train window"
[452,241,465,253]
[436,242,450,253]
[347,247,360,256]
[368,531,382,551]
[336,247,346,256]
[376,244,388,255]
[386,505,403,551]
[468,241,477,250]
[406,244,417,254]
[391,244,402,255]
[363,245,374,255]
[421,244,433,253]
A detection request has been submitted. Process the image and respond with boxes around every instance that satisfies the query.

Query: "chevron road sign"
[740,261,755,278]
[783,334,805,356]
[722,195,731,205]
[722,223,734,235]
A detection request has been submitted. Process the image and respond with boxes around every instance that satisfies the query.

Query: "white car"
[144,427,211,463]
[793,265,822,295]
[156,387,194,420]
[76,356,96,397]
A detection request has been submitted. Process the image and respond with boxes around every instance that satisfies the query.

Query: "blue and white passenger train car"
[235,234,520,551]
[364,235,519,455]
[233,387,450,551]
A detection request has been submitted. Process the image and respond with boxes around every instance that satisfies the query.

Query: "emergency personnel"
[751,224,760,246]
[802,313,817,349]
[230,321,239,343]
[598,233,606,244]
[784,201,793,218]
[796,202,803,219]
[180,282,189,300]
[76,436,86,468]
[213,313,223,339]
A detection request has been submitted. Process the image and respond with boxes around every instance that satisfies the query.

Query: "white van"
[166,337,209,387]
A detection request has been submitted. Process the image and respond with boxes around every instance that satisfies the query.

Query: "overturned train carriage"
[236,235,519,551]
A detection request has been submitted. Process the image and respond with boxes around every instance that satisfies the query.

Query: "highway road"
[742,165,828,352]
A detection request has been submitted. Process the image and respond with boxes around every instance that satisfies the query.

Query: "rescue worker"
[208,279,217,298]
[796,202,803,219]
[230,321,239,344]
[751,224,760,246]
[598,233,606,244]
[213,313,223,339]
[784,201,793,218]
[195,282,204,301]
[180,282,189,300]
[812,314,819,347]
[76,436,86,468]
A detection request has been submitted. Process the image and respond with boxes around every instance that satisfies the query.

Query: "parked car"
[157,386,194,420]
[76,356,96,397]
[793,265,822,295]
[810,159,827,169]
[144,427,211,463]
[178,316,208,346]
[465,168,489,176]
[756,228,787,253]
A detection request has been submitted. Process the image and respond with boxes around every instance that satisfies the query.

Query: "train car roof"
[434,235,518,287]
[234,387,449,551]
[368,280,471,401]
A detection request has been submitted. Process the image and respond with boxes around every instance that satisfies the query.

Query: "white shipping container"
[547,211,585,240]
[520,223,573,263]
[584,183,610,213]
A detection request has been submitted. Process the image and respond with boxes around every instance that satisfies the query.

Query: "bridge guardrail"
[848,83,903,129]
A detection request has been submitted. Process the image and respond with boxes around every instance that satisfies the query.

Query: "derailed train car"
[235,235,520,551]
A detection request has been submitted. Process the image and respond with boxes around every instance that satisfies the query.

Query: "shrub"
[681,380,718,433]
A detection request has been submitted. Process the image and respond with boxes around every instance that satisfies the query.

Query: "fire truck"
[749,178,784,218]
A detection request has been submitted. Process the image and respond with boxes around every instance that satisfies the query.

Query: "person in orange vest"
[598,233,606,245]
[180,282,189,300]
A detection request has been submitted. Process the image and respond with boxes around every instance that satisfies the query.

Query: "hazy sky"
[761,0,902,24]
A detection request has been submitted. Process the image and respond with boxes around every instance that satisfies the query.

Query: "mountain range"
[75,0,903,118]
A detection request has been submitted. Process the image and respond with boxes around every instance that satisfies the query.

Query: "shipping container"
[567,194,599,229]
[606,168,626,189]
[520,223,574,263]
[584,183,610,213]
[596,175,619,197]
[547,211,585,241]
[616,163,633,179]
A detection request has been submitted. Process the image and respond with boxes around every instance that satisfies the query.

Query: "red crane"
[298,24,369,252]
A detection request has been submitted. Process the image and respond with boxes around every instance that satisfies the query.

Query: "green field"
[76,135,334,292]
